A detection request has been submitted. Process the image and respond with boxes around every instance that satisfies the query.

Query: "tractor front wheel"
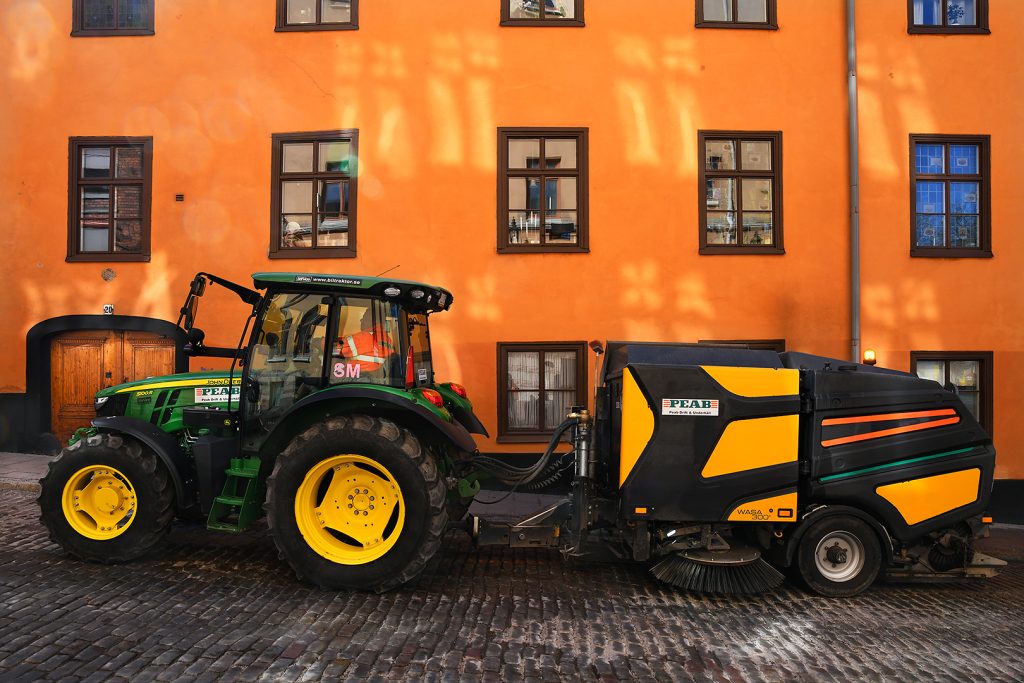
[265,415,447,592]
[37,433,175,562]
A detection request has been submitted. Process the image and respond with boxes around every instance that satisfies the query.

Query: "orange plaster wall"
[0,1,1018,476]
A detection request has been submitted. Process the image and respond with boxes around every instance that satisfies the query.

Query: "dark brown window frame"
[275,0,359,32]
[67,137,153,263]
[497,341,587,442]
[696,0,778,29]
[907,0,989,34]
[497,127,589,254]
[698,130,784,255]
[699,339,786,352]
[269,130,359,260]
[500,0,585,26]
[910,350,993,435]
[71,0,155,36]
[909,134,991,258]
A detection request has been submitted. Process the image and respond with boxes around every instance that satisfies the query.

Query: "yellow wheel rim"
[61,465,137,541]
[295,454,406,565]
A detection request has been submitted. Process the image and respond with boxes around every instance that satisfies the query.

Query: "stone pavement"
[2,452,1024,682]
[0,452,52,490]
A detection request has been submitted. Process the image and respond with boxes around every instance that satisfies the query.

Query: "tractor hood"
[96,371,240,398]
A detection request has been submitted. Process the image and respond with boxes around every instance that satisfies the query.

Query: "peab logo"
[662,398,719,416]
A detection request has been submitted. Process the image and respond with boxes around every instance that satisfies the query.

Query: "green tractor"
[38,272,487,591]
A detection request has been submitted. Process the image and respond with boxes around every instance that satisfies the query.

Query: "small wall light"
[863,349,877,366]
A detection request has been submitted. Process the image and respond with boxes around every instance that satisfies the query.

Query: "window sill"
[910,248,993,258]
[500,19,585,27]
[275,23,358,32]
[67,253,150,263]
[695,21,778,30]
[907,26,990,35]
[699,246,785,255]
[497,433,561,444]
[497,245,590,254]
[269,247,357,259]
[71,29,155,37]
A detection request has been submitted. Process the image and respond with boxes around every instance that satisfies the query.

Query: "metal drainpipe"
[847,0,861,363]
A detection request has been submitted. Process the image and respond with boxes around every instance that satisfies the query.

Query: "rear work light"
[448,382,468,399]
[420,389,444,408]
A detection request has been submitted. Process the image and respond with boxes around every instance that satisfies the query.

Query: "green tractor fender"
[258,386,479,461]
[91,416,198,514]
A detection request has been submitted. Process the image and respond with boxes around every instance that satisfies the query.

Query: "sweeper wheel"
[797,515,882,597]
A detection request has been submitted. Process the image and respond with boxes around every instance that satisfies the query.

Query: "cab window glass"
[408,313,434,387]
[330,298,403,385]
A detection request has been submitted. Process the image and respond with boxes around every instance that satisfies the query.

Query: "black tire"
[265,415,447,592]
[37,433,175,563]
[797,515,883,597]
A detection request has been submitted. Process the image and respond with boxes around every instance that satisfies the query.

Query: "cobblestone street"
[1,488,1022,682]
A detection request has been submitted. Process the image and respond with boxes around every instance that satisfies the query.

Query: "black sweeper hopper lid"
[602,342,783,381]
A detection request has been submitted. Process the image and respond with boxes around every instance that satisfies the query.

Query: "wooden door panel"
[50,331,122,445]
[124,332,175,383]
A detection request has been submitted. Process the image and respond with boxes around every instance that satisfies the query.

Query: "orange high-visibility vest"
[340,326,396,372]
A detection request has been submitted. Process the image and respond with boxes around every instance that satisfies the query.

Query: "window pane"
[287,0,316,24]
[319,141,351,172]
[915,144,945,174]
[949,144,979,174]
[318,215,348,247]
[742,213,773,245]
[706,178,736,211]
[705,140,736,171]
[915,214,946,247]
[545,391,575,427]
[707,212,737,245]
[282,215,313,248]
[508,352,539,390]
[526,178,541,210]
[544,352,576,389]
[947,0,976,26]
[951,215,979,248]
[319,180,348,214]
[509,392,540,430]
[82,186,110,216]
[115,147,142,179]
[508,212,541,244]
[282,143,313,173]
[736,0,767,23]
[321,0,351,23]
[547,178,576,211]
[914,0,942,25]
[80,223,109,252]
[546,211,577,244]
[544,139,577,169]
[508,139,541,169]
[282,181,313,213]
[702,0,732,21]
[508,178,528,211]
[509,0,531,19]
[741,141,772,170]
[82,0,115,29]
[741,179,773,211]
[115,220,142,252]
[82,148,111,178]
[915,181,945,214]
[950,182,978,214]
[949,360,979,389]
[916,360,944,383]
[958,392,980,419]
[550,0,575,19]
[114,186,141,218]
[117,0,150,29]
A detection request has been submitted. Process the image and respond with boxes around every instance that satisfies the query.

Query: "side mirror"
[588,340,604,355]
[187,327,206,347]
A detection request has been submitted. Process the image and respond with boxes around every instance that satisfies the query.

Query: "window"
[910,135,991,257]
[67,137,152,262]
[911,351,992,434]
[72,0,154,36]
[699,339,786,352]
[501,0,584,26]
[270,130,358,259]
[699,131,783,254]
[276,0,358,31]
[498,342,586,441]
[909,0,989,34]
[697,0,778,29]
[498,128,588,253]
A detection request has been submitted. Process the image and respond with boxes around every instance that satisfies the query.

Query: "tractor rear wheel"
[37,433,175,562]
[265,415,447,592]
[797,515,882,597]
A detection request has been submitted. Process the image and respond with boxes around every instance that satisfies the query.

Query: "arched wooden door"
[50,330,176,444]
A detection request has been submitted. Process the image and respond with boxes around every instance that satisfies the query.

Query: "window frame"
[500,0,585,27]
[497,127,589,254]
[269,129,359,260]
[275,0,359,32]
[67,136,153,263]
[907,0,990,35]
[696,0,778,30]
[699,339,786,352]
[910,351,993,435]
[497,341,587,442]
[698,130,784,255]
[909,134,991,258]
[71,0,155,36]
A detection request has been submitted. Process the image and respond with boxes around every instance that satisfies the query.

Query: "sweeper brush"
[651,549,785,595]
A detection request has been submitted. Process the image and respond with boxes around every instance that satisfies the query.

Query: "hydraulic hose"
[469,417,578,486]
